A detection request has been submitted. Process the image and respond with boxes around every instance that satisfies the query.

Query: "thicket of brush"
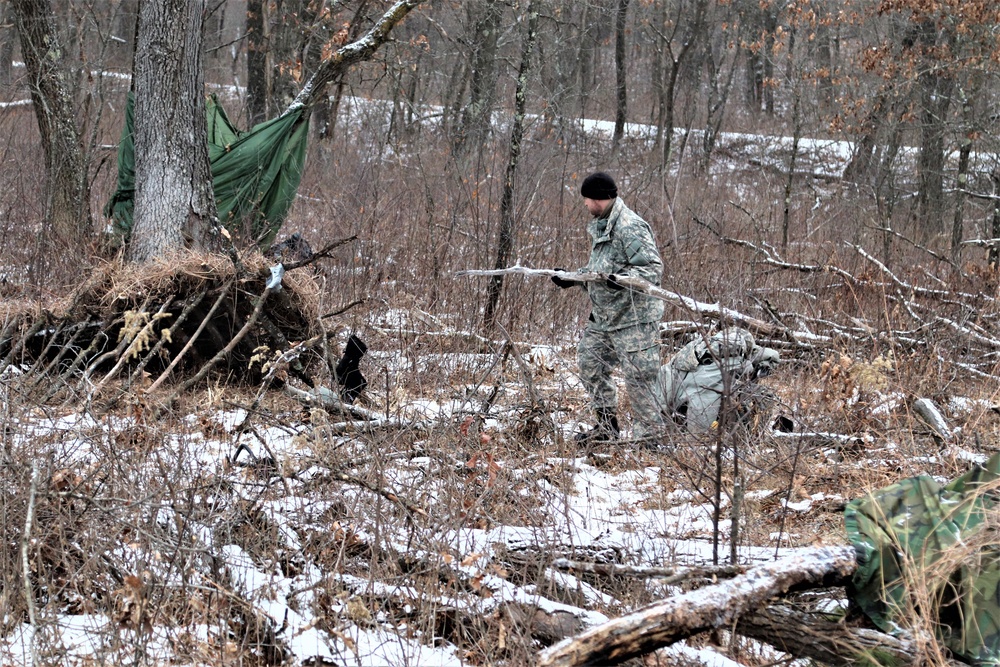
[4,90,1000,664]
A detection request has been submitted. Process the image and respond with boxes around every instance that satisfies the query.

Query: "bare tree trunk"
[701,33,737,172]
[11,0,92,242]
[951,89,972,263]
[314,0,369,141]
[575,3,598,119]
[245,0,268,126]
[455,0,504,157]
[653,0,705,169]
[483,1,539,331]
[815,20,834,110]
[737,604,968,667]
[0,1,14,88]
[128,0,215,263]
[990,170,1000,268]
[611,0,629,152]
[915,21,953,236]
[270,0,310,113]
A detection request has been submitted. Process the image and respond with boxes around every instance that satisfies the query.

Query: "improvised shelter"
[105,94,309,250]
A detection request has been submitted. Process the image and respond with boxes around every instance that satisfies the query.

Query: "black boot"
[575,408,620,445]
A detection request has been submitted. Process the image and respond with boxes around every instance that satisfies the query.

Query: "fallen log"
[737,603,966,667]
[550,558,744,583]
[538,546,857,667]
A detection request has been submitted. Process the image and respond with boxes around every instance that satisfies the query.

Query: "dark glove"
[606,273,625,291]
[551,268,575,289]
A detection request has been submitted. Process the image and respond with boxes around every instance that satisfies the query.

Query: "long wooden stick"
[457,266,826,345]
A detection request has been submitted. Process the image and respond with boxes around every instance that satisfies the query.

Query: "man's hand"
[551,268,576,289]
[606,273,626,291]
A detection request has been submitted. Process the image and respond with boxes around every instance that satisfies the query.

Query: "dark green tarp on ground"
[845,452,1000,665]
[104,94,308,249]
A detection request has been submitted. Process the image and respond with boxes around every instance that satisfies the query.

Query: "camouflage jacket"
[578,197,664,331]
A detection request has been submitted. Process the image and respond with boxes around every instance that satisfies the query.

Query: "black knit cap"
[580,172,618,200]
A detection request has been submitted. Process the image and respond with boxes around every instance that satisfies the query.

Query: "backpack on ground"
[657,327,779,432]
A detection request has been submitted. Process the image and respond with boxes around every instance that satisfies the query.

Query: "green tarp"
[845,452,1000,664]
[104,94,308,249]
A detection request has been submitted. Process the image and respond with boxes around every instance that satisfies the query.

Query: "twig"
[304,468,428,518]
[320,298,367,319]
[281,234,357,270]
[22,461,40,663]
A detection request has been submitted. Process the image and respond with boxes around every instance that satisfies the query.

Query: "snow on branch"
[457,266,828,346]
[538,546,856,667]
[285,0,422,115]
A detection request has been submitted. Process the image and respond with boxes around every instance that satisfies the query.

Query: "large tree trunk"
[0,1,15,88]
[11,0,92,242]
[738,604,967,667]
[128,0,216,263]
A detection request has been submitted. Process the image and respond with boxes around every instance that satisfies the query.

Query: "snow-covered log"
[912,397,954,442]
[537,546,857,667]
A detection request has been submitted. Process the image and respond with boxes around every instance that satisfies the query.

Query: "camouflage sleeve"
[617,220,662,284]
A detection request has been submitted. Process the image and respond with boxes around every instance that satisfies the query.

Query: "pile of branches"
[538,547,961,667]
[0,242,349,411]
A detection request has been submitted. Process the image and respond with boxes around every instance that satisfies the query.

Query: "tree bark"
[611,0,629,152]
[128,0,216,263]
[538,546,857,667]
[0,1,15,88]
[483,1,539,331]
[454,0,504,157]
[11,0,92,242]
[737,604,967,667]
[245,0,268,126]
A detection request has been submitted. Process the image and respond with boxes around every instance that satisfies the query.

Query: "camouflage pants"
[578,321,664,439]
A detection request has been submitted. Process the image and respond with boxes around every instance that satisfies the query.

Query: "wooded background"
[3,0,1000,333]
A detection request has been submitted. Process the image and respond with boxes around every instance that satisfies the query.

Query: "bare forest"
[3,0,1000,665]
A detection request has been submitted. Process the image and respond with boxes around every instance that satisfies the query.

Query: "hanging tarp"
[845,452,1000,664]
[104,93,309,249]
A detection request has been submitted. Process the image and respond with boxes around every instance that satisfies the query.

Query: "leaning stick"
[457,266,827,345]
[147,280,234,394]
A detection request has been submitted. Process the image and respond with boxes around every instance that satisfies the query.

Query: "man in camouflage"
[552,172,665,444]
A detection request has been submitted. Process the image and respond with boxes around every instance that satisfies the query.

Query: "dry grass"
[4,82,1000,666]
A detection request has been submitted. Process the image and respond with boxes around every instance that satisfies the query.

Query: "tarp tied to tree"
[845,452,1000,665]
[105,94,309,250]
